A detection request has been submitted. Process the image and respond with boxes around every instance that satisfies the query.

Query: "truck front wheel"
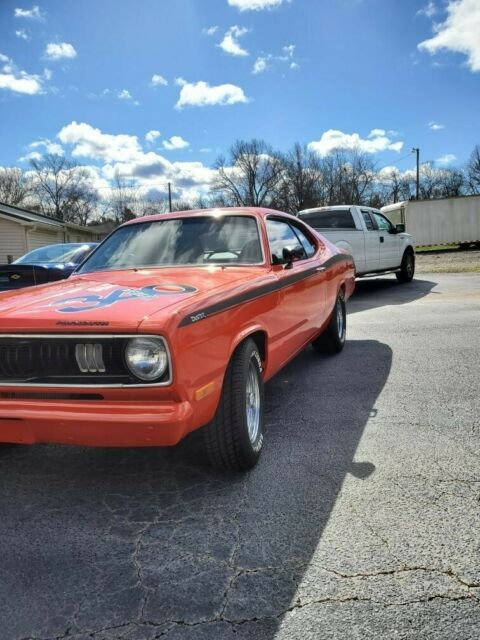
[396,250,415,283]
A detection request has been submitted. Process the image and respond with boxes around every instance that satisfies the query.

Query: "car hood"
[0,266,266,332]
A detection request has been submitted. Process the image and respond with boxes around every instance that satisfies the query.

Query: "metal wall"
[382,196,480,246]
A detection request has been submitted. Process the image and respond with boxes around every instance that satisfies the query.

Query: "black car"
[0,243,98,292]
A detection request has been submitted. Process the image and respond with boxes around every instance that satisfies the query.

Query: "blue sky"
[0,0,479,200]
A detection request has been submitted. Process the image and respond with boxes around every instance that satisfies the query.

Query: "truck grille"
[0,336,169,386]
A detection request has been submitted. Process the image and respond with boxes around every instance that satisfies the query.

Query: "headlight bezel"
[124,336,172,384]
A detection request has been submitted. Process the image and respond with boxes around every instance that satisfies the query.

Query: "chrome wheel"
[246,360,261,444]
[337,297,344,339]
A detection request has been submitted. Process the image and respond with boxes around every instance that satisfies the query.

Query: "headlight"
[125,337,169,381]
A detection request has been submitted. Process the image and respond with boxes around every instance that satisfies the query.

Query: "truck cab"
[298,205,415,280]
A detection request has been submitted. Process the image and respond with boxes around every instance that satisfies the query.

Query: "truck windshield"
[298,209,356,229]
[78,215,263,273]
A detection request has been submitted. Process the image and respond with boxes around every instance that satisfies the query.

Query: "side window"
[291,224,316,258]
[266,219,305,264]
[361,210,375,231]
[372,212,393,232]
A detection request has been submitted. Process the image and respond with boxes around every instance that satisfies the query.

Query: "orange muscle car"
[0,208,355,470]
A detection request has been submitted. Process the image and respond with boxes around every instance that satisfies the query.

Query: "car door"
[265,217,326,366]
[359,209,381,272]
[371,211,401,269]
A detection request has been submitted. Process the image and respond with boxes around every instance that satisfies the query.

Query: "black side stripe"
[178,254,351,328]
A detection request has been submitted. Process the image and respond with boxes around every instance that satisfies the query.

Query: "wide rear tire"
[203,338,264,471]
[312,291,346,355]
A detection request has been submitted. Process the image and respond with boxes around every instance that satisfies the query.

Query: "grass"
[416,244,459,253]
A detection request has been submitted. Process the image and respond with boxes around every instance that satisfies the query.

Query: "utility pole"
[168,182,172,212]
[412,147,420,200]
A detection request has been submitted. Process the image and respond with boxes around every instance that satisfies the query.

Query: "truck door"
[371,212,401,269]
[359,209,381,272]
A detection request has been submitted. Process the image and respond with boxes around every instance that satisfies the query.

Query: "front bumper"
[0,398,194,447]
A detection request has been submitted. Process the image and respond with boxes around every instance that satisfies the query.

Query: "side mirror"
[282,246,304,268]
[395,223,405,233]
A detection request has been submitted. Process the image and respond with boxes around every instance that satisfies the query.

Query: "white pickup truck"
[298,205,415,282]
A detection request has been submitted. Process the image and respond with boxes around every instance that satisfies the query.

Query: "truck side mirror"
[395,224,405,233]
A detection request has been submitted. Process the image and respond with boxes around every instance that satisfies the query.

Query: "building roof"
[0,202,96,235]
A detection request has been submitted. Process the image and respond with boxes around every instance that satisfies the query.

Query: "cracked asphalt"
[0,272,479,640]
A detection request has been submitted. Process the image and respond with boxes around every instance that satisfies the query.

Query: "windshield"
[79,215,263,273]
[14,244,94,264]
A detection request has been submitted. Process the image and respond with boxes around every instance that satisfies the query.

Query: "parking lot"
[0,272,479,640]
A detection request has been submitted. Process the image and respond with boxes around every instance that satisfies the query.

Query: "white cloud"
[252,43,298,73]
[0,54,44,94]
[162,136,190,151]
[15,29,30,40]
[44,42,77,61]
[218,26,250,56]
[228,0,290,11]
[175,80,248,109]
[418,0,480,72]
[429,121,445,130]
[437,153,457,165]
[58,122,143,163]
[417,2,437,17]
[308,129,404,156]
[150,74,168,87]
[117,89,140,105]
[14,5,44,20]
[54,121,218,202]
[19,138,64,161]
[252,57,268,74]
[202,25,218,35]
[145,130,161,143]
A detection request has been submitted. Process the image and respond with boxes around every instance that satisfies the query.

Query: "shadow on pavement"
[349,276,438,315]
[0,339,392,639]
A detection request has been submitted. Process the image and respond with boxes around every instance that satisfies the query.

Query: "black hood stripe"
[178,253,351,328]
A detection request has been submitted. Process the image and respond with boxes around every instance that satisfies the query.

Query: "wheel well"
[404,246,414,256]
[245,330,267,364]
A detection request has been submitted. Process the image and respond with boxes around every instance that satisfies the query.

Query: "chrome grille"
[0,335,170,386]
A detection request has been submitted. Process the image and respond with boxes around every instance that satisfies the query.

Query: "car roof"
[120,207,299,227]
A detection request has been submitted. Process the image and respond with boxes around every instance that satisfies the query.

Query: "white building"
[0,202,97,263]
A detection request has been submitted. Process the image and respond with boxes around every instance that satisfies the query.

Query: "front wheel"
[203,338,264,471]
[312,291,346,355]
[396,250,415,283]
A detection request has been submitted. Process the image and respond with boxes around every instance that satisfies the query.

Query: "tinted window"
[361,211,375,231]
[79,216,262,273]
[291,225,316,258]
[266,219,305,264]
[299,209,356,230]
[372,212,393,232]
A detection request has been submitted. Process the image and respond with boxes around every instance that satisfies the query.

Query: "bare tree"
[277,143,324,213]
[0,167,34,207]
[29,154,99,224]
[212,139,284,207]
[105,171,139,223]
[466,144,480,194]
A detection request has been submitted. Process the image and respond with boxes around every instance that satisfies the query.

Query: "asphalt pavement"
[0,273,479,640]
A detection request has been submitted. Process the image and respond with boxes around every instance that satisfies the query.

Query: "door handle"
[379,236,384,243]
[316,266,326,272]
